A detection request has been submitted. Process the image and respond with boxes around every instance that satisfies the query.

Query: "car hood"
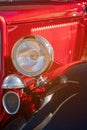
[0,2,84,24]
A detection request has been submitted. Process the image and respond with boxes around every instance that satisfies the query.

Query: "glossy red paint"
[0,2,84,24]
[2,2,86,76]
[0,16,7,113]
[0,1,87,128]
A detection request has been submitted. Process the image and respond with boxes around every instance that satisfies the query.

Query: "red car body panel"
[0,2,84,24]
[0,0,87,128]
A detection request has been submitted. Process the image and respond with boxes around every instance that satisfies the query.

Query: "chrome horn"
[2,91,20,115]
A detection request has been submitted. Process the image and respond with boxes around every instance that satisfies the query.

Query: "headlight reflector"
[12,35,54,76]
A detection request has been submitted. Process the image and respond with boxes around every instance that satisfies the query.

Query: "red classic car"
[0,0,87,130]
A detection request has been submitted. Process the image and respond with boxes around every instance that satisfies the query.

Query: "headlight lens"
[12,35,54,76]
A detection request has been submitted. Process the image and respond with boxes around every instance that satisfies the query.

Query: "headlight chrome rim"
[11,35,54,77]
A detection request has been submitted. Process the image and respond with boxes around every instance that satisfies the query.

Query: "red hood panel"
[0,2,83,24]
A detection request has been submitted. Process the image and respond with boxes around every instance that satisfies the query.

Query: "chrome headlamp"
[2,74,25,89]
[11,35,54,77]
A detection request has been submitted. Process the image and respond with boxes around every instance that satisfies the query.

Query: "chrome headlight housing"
[2,74,25,89]
[12,35,54,77]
